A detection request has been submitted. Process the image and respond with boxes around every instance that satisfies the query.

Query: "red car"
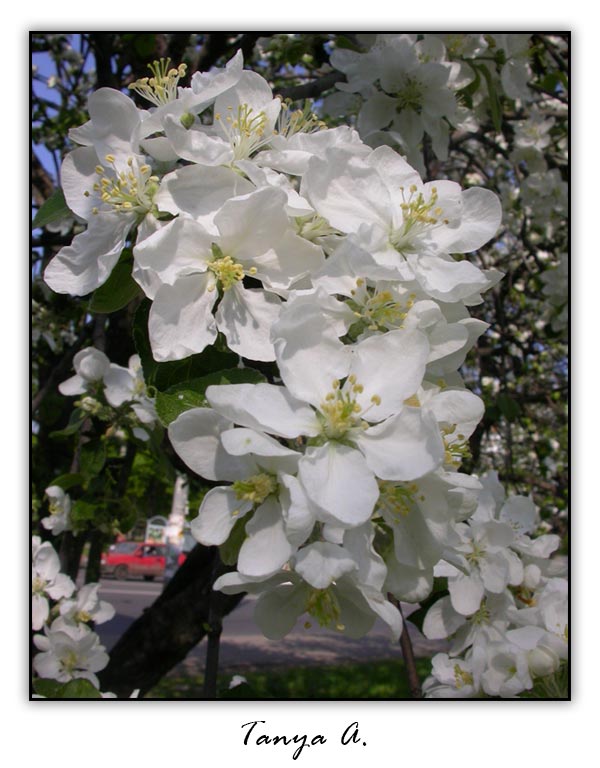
[101,541,186,581]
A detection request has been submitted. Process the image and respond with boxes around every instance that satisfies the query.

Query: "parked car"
[101,541,186,581]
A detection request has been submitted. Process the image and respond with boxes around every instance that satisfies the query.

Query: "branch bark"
[31,149,55,207]
[389,596,422,699]
[277,70,345,101]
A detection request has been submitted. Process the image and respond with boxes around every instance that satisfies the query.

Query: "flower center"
[207,243,256,292]
[32,576,46,595]
[377,481,420,519]
[61,649,80,675]
[294,214,338,243]
[128,58,187,106]
[76,610,92,624]
[453,663,474,689]
[396,77,424,111]
[318,376,379,440]
[214,103,270,161]
[305,587,345,631]
[347,280,417,333]
[232,473,277,505]
[89,156,159,216]
[276,99,327,137]
[471,599,491,625]
[132,378,146,398]
[389,185,448,253]
[442,425,470,468]
[466,541,486,565]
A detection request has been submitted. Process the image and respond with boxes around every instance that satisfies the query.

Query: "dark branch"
[277,70,345,102]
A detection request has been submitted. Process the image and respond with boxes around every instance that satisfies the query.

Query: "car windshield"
[110,542,139,554]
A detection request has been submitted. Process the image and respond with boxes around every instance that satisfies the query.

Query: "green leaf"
[219,515,250,566]
[49,409,86,439]
[32,678,102,699]
[79,439,107,478]
[133,300,239,390]
[55,679,103,699]
[32,678,63,698]
[497,393,521,422]
[155,368,267,426]
[478,64,503,133]
[48,472,86,491]
[155,387,208,427]
[457,62,481,108]
[133,34,157,58]
[334,36,362,52]
[89,250,141,314]
[32,189,71,229]
[71,499,98,526]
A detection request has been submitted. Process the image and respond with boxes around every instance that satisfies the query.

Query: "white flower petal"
[385,560,434,602]
[85,87,143,158]
[407,252,489,303]
[272,310,352,407]
[253,582,309,640]
[449,571,485,616]
[163,117,233,165]
[423,595,465,639]
[436,187,501,253]
[294,541,358,589]
[103,365,134,407]
[44,212,132,296]
[215,187,289,260]
[355,408,444,481]
[303,148,392,234]
[154,164,254,227]
[216,286,281,362]
[148,274,218,361]
[252,231,325,289]
[298,443,379,527]
[133,216,213,285]
[32,595,50,631]
[350,329,429,421]
[279,473,317,547]
[191,486,252,546]
[206,383,320,439]
[168,408,255,481]
[220,427,299,460]
[57,374,87,396]
[60,146,102,219]
[238,498,294,578]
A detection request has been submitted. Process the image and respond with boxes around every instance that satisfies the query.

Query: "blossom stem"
[389,595,422,699]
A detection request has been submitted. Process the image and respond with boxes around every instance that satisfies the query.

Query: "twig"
[389,595,422,699]
[32,327,89,414]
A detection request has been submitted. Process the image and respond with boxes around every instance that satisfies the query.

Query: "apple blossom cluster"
[420,471,568,698]
[31,536,114,694]
[58,346,158,441]
[41,50,568,697]
[324,34,538,174]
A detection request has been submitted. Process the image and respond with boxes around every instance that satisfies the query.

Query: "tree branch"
[31,328,90,415]
[31,149,55,208]
[277,70,345,102]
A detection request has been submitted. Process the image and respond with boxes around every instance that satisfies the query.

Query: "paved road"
[95,578,447,674]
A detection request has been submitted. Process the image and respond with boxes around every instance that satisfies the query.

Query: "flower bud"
[527,646,559,678]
